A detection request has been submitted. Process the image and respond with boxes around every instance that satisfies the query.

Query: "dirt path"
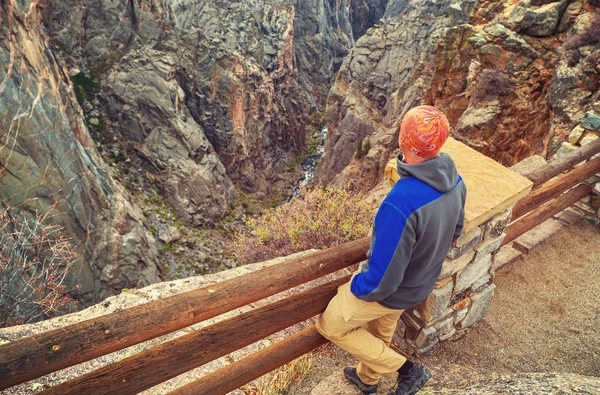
[421,219,600,377]
[292,219,600,394]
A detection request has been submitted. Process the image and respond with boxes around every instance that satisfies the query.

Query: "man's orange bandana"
[399,105,450,158]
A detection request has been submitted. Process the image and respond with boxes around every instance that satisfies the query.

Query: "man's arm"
[453,205,465,242]
[351,203,416,302]
[452,183,467,242]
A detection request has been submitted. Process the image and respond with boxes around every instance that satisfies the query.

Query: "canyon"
[1,0,599,304]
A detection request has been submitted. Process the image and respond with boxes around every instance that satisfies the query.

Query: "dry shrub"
[564,15,600,50]
[230,186,374,264]
[241,353,313,395]
[0,207,79,327]
[474,69,515,101]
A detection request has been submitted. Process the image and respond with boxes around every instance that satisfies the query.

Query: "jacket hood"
[396,152,459,192]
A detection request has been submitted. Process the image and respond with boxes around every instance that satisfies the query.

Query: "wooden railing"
[1,138,599,394]
[0,239,369,394]
[501,138,600,247]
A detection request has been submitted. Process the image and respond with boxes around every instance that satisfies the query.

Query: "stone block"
[439,328,457,341]
[460,283,496,328]
[395,317,407,338]
[492,245,522,272]
[568,125,586,145]
[447,233,483,260]
[475,234,506,259]
[554,208,584,226]
[580,131,600,146]
[453,227,482,248]
[472,273,490,291]
[593,102,600,113]
[455,254,492,293]
[434,276,453,289]
[413,281,453,322]
[440,250,475,279]
[573,201,596,216]
[510,155,547,176]
[402,310,426,330]
[485,210,512,238]
[586,175,600,184]
[451,296,471,311]
[432,315,454,337]
[415,326,438,350]
[454,307,469,325]
[555,142,578,158]
[513,218,564,254]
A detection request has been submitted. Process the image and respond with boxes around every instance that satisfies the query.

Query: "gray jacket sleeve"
[453,205,465,242]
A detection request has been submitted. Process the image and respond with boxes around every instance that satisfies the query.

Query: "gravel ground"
[421,219,600,377]
[292,219,600,394]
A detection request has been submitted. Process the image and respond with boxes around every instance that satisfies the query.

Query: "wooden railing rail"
[523,138,600,188]
[502,183,591,247]
[0,237,369,390]
[501,142,600,246]
[168,325,328,395]
[38,276,350,395]
[512,156,600,220]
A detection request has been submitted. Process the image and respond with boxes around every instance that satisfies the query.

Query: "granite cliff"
[0,0,388,303]
[41,0,389,217]
[316,0,600,190]
[0,0,160,302]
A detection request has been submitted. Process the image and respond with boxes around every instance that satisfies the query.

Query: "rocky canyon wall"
[316,0,600,190]
[0,0,389,303]
[0,0,160,302]
[40,0,389,221]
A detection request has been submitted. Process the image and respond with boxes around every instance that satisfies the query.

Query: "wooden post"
[512,157,600,220]
[502,183,591,247]
[168,326,328,395]
[523,138,600,188]
[38,276,350,395]
[0,237,368,390]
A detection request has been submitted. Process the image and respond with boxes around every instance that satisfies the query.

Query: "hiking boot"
[387,363,432,395]
[343,367,378,394]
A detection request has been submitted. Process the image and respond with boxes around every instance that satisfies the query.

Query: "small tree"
[355,138,364,158]
[0,207,79,327]
[363,138,371,155]
[355,137,371,159]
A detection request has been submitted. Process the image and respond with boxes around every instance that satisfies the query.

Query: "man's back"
[351,152,466,308]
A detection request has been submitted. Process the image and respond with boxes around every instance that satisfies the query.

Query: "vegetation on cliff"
[0,208,79,327]
[230,187,374,264]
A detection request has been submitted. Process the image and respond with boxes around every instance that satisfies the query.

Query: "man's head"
[398,105,450,164]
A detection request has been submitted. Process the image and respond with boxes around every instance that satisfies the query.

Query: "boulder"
[580,111,600,131]
[558,1,583,33]
[506,0,569,37]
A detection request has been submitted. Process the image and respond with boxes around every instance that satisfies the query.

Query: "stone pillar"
[383,138,532,355]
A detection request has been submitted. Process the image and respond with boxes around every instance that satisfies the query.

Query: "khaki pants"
[316,280,406,385]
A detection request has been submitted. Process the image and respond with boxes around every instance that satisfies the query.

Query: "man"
[316,105,466,395]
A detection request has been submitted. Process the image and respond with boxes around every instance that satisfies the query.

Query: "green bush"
[355,138,371,159]
[230,187,374,264]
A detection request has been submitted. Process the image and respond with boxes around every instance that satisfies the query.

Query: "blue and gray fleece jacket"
[351,153,466,309]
